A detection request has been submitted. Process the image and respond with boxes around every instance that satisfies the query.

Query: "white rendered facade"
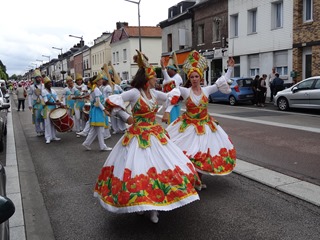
[110,37,162,81]
[228,0,293,86]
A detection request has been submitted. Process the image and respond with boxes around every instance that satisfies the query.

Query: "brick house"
[293,0,320,82]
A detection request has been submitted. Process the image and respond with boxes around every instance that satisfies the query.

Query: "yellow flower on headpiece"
[183,50,207,80]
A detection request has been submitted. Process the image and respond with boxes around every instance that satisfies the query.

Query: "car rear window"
[237,79,253,87]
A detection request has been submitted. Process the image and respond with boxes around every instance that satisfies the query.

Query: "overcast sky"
[0,0,182,76]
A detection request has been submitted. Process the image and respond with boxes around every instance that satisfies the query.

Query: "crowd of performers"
[27,50,237,224]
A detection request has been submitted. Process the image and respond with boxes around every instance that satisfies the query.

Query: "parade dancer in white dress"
[165,51,237,190]
[94,50,200,224]
[28,69,45,136]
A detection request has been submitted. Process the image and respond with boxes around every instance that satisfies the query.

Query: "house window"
[250,68,260,77]
[123,49,127,62]
[249,54,259,77]
[230,14,238,37]
[276,67,288,75]
[272,1,283,29]
[213,18,221,42]
[198,24,204,45]
[116,51,119,63]
[233,56,240,77]
[274,50,288,76]
[248,9,257,34]
[112,52,115,63]
[167,34,172,52]
[180,5,183,13]
[303,0,313,22]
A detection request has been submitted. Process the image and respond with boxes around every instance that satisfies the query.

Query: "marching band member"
[94,50,200,224]
[42,77,62,144]
[62,76,77,130]
[82,73,112,151]
[103,64,127,135]
[160,52,183,123]
[74,73,88,133]
[165,51,236,190]
[28,69,45,136]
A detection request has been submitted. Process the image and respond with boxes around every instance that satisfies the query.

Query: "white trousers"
[110,116,126,133]
[83,126,107,150]
[44,111,57,141]
[74,108,85,132]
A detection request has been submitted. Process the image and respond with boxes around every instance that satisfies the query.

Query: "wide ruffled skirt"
[166,121,236,176]
[94,135,200,213]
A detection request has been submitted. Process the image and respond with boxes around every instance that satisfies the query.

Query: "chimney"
[116,22,129,29]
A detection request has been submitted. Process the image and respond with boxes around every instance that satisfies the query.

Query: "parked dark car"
[0,109,8,153]
[209,77,254,105]
[0,161,15,240]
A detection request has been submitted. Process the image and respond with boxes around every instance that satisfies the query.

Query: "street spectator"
[252,75,260,106]
[1,83,6,95]
[273,73,284,97]
[268,67,276,102]
[16,83,27,111]
[257,74,267,107]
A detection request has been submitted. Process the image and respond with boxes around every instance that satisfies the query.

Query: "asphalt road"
[7,91,319,240]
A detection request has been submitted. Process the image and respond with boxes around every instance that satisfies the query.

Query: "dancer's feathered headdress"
[108,61,121,85]
[167,51,180,73]
[183,50,207,79]
[102,63,114,89]
[135,49,156,81]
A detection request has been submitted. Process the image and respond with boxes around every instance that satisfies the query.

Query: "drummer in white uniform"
[74,73,89,133]
[62,76,77,130]
[42,76,63,144]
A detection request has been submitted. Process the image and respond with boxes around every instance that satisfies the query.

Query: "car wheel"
[277,97,289,111]
[229,96,236,106]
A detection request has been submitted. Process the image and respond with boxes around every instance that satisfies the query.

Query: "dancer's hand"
[227,57,235,67]
[127,116,134,125]
[162,112,169,123]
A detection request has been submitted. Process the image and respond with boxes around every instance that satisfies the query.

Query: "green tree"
[10,74,17,80]
[0,60,8,80]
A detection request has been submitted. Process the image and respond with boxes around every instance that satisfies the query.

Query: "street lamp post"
[42,55,51,62]
[69,34,83,42]
[52,47,64,85]
[124,0,141,51]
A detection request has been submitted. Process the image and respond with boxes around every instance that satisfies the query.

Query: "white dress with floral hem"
[166,69,237,176]
[94,88,200,214]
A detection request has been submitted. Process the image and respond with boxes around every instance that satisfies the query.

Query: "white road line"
[157,109,320,134]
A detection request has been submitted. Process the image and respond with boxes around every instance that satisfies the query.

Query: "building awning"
[162,51,191,66]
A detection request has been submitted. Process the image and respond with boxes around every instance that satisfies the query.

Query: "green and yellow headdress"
[183,50,207,79]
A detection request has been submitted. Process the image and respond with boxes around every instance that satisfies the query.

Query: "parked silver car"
[274,76,320,111]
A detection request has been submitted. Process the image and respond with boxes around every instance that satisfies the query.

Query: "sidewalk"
[4,96,320,239]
